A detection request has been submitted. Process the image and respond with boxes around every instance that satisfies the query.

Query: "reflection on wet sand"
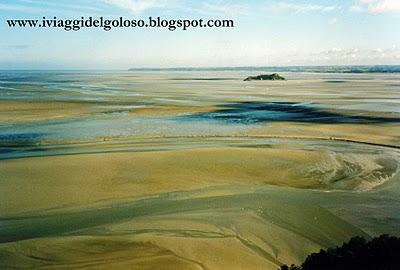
[185,101,400,124]
[0,71,400,269]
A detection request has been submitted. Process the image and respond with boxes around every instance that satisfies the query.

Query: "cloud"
[0,3,39,12]
[199,2,249,17]
[271,2,339,13]
[310,46,400,64]
[328,17,338,25]
[101,0,166,14]
[0,0,248,17]
[352,0,400,14]
[349,5,365,12]
[236,46,400,66]
[138,1,251,17]
[9,45,30,49]
[0,1,100,14]
[3,44,30,50]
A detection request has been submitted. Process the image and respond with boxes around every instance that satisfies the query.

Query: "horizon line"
[1,64,400,70]
[1,64,400,73]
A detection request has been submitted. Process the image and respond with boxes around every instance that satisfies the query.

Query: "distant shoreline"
[128,65,400,73]
[1,65,400,73]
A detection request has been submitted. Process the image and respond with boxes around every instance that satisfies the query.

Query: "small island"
[244,73,286,81]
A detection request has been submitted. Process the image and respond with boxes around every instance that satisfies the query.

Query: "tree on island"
[244,73,286,81]
[279,235,400,270]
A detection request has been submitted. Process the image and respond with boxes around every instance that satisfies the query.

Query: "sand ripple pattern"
[304,152,399,191]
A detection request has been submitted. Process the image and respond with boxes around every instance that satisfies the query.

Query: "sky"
[0,0,400,69]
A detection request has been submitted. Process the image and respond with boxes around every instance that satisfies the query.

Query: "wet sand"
[0,71,399,269]
[1,142,399,215]
[0,101,100,123]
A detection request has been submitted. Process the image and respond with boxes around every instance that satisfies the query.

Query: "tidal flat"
[0,70,400,269]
